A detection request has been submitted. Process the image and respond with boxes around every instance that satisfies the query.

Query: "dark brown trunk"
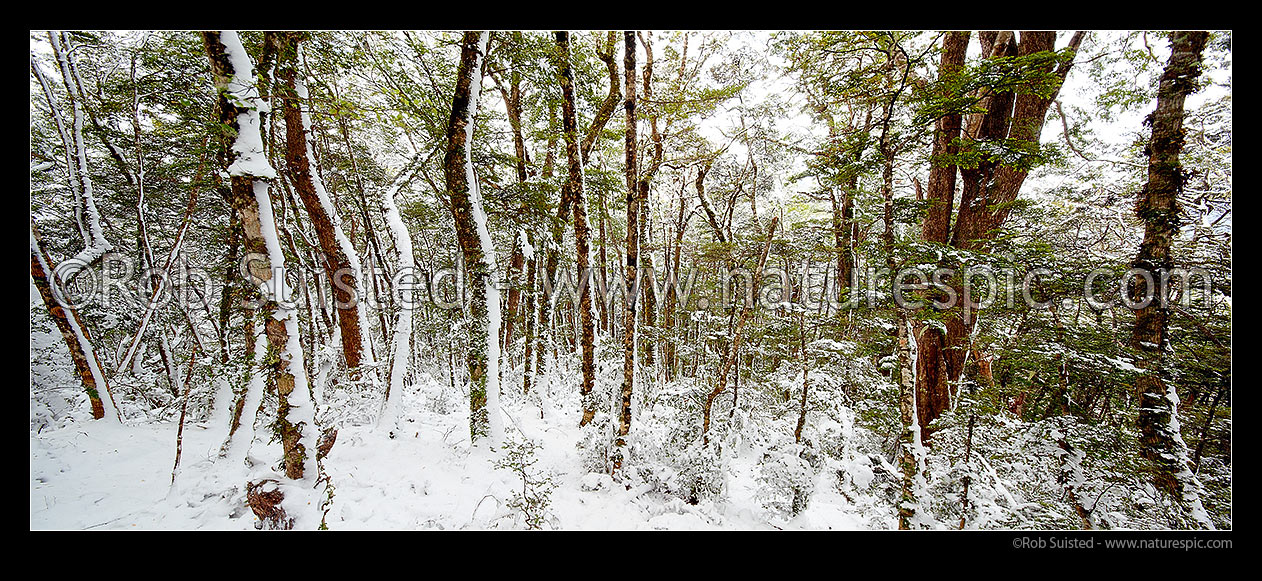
[274,32,366,377]
[638,180,657,368]
[444,31,494,442]
[333,95,391,359]
[614,31,638,469]
[1055,429,1094,529]
[1130,31,1210,504]
[829,184,855,299]
[555,31,599,430]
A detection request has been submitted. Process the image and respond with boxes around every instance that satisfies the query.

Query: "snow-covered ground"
[30,377,875,530]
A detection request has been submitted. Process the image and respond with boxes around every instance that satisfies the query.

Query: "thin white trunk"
[466,32,503,447]
[50,31,112,282]
[378,169,415,430]
[30,54,88,245]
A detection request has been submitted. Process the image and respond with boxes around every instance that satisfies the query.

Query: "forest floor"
[30,367,877,531]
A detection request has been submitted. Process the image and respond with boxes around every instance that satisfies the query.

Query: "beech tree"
[915,31,1086,442]
[203,30,321,528]
[1129,30,1214,529]
[29,30,1230,532]
[551,31,601,432]
[444,31,503,445]
[274,31,373,381]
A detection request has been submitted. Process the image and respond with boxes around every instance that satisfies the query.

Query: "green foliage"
[494,438,556,530]
[914,48,1075,127]
[28,29,1230,530]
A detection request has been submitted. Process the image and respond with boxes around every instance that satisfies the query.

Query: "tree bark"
[274,32,370,378]
[444,31,501,445]
[614,31,639,469]
[1129,30,1213,528]
[31,220,118,421]
[555,31,599,430]
[204,31,316,488]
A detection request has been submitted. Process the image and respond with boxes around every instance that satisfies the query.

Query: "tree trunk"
[614,30,639,470]
[598,183,610,333]
[538,33,620,377]
[444,31,501,445]
[31,220,118,421]
[555,31,599,431]
[274,32,370,379]
[376,161,418,431]
[1129,30,1213,529]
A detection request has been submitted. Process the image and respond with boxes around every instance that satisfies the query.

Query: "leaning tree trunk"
[274,32,372,380]
[1129,30,1214,530]
[204,30,320,530]
[47,31,113,282]
[444,31,502,446]
[31,220,119,421]
[701,216,778,446]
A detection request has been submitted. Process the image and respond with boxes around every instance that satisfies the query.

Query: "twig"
[171,344,199,485]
